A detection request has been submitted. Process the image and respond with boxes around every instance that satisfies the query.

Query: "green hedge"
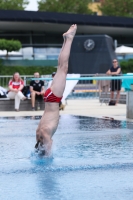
[0,66,57,75]
[120,59,133,74]
[0,59,133,75]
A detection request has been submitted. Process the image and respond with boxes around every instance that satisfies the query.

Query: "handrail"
[27,75,133,81]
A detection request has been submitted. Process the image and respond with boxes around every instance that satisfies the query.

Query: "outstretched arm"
[111,68,121,75]
[106,69,111,75]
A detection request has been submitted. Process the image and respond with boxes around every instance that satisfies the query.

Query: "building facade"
[0,10,133,59]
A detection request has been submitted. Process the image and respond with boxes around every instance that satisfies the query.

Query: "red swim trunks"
[44,88,62,103]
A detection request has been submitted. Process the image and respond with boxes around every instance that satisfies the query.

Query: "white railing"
[0,74,128,102]
[0,75,33,89]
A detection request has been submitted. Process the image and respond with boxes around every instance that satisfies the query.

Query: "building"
[0,9,133,60]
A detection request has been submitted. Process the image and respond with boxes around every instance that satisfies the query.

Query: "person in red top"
[8,72,26,111]
[35,24,77,156]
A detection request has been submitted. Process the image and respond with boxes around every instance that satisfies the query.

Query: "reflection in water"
[31,154,61,200]
[36,169,63,200]
[30,116,42,120]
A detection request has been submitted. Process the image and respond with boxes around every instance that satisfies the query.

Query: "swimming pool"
[0,115,133,200]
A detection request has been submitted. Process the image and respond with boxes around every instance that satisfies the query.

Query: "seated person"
[8,72,26,111]
[30,72,45,110]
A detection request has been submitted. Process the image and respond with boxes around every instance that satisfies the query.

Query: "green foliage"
[0,0,29,10]
[0,39,22,52]
[120,59,133,73]
[0,66,57,75]
[99,0,133,17]
[1,60,133,77]
[0,39,7,51]
[0,39,22,58]
[38,0,92,14]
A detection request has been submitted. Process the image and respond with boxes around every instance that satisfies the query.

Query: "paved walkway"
[0,99,130,121]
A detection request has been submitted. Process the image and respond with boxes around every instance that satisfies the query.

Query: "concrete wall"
[126,91,133,119]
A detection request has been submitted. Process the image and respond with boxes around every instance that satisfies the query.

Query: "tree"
[0,39,22,59]
[0,0,29,10]
[38,0,93,14]
[99,0,133,17]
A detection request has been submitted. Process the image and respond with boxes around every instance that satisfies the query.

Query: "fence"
[0,75,33,89]
[27,74,129,102]
[0,74,132,103]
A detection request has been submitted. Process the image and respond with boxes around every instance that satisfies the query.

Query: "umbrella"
[0,50,7,55]
[0,50,22,56]
[8,50,22,56]
[115,45,133,54]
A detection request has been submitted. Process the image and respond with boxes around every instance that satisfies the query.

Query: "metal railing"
[0,75,33,89]
[0,74,129,103]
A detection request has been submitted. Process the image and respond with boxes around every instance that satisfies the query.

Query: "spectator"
[106,59,122,105]
[8,72,26,111]
[30,72,45,111]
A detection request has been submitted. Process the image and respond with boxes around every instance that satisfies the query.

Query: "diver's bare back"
[39,102,60,137]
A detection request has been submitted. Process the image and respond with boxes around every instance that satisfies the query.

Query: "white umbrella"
[115,45,133,54]
[8,51,22,56]
[0,50,22,56]
[0,50,7,55]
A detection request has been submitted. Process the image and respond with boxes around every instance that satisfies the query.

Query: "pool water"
[0,115,133,200]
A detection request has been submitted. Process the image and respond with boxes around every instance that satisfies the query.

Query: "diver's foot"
[63,24,77,39]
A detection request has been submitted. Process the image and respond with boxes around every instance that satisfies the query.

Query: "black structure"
[0,10,133,47]
[68,35,116,74]
[0,10,133,28]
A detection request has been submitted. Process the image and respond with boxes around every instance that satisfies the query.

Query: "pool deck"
[0,99,131,121]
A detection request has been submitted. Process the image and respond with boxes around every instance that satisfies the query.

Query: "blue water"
[0,115,133,200]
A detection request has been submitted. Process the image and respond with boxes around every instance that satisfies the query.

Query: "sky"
[25,0,38,11]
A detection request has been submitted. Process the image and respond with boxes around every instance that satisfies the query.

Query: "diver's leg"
[58,36,66,66]
[51,24,77,97]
